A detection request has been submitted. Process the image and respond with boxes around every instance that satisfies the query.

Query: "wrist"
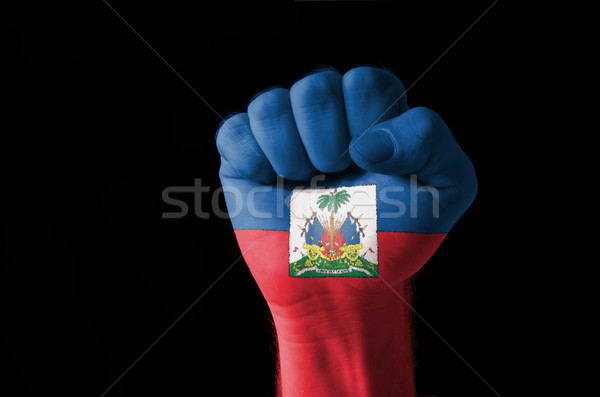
[271,280,416,397]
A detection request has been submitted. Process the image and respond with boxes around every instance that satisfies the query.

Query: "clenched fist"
[216,67,477,397]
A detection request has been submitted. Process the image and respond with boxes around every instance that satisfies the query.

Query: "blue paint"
[216,67,477,234]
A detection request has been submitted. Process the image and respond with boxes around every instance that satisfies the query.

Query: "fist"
[216,66,477,396]
[216,66,476,308]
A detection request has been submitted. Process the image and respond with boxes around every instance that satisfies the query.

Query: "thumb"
[349,107,477,192]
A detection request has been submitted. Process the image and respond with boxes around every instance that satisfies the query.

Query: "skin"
[216,66,477,396]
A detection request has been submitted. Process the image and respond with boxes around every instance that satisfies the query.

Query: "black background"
[1,1,559,396]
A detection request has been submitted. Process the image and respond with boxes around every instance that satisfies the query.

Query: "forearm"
[271,282,416,397]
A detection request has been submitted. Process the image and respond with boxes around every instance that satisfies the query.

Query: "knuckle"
[342,66,401,98]
[216,113,250,157]
[290,71,341,108]
[221,112,249,131]
[247,88,291,121]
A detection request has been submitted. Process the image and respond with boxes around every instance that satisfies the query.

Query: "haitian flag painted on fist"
[215,67,478,397]
[289,185,378,277]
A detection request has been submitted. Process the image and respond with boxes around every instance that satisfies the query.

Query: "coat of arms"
[289,185,378,278]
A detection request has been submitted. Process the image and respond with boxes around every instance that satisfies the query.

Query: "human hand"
[216,66,477,396]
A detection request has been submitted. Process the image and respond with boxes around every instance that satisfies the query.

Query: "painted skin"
[216,66,477,396]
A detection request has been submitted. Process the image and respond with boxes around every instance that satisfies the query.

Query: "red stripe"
[234,229,446,308]
[234,229,446,396]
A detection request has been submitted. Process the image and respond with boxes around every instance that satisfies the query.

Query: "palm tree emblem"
[316,189,351,241]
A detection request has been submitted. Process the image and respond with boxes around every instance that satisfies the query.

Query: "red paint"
[320,229,346,259]
[234,229,446,397]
